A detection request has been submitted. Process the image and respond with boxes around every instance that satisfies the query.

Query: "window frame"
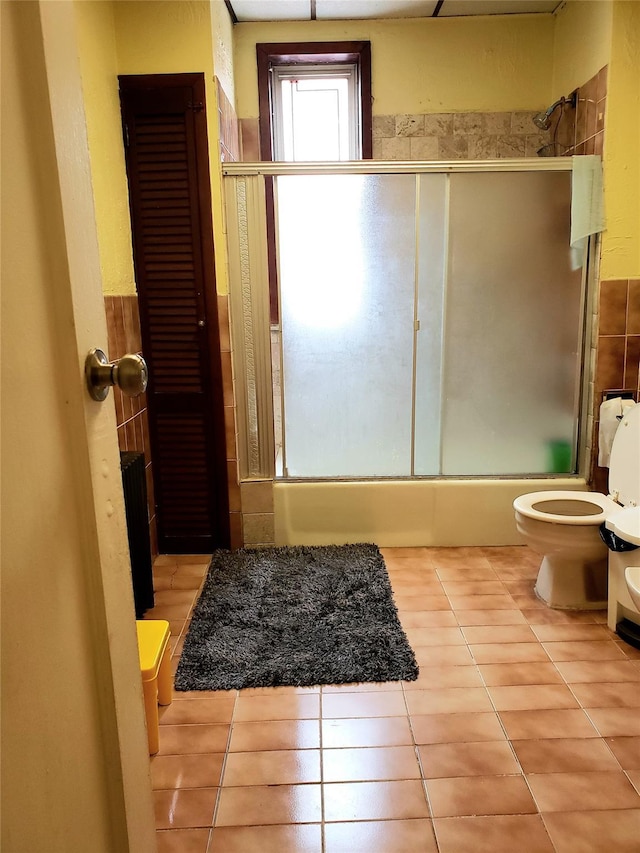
[256,42,372,162]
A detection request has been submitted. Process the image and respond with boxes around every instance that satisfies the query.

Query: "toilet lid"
[609,402,640,506]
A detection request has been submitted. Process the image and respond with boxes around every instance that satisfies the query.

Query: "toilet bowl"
[513,402,640,609]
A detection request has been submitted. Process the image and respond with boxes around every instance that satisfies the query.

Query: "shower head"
[532,92,577,131]
[533,98,565,130]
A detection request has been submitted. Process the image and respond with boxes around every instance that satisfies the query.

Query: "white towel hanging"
[599,397,634,467]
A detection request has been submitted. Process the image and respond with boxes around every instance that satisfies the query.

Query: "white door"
[1,2,156,850]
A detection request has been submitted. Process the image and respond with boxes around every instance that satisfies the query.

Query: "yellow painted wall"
[233,15,555,118]
[600,0,640,279]
[112,0,230,294]
[551,0,613,98]
[211,0,235,104]
[75,0,136,296]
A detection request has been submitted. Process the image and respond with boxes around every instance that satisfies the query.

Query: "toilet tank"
[608,402,640,507]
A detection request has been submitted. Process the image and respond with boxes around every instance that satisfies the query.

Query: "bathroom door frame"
[3,3,156,849]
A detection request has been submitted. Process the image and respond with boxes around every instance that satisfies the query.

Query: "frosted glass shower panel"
[278,174,416,477]
[441,172,582,475]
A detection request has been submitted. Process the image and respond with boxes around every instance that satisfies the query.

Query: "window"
[256,42,372,323]
[272,65,360,161]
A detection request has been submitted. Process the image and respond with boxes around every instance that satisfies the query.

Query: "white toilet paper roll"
[599,397,635,467]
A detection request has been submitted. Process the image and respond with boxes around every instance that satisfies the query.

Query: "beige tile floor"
[147,546,640,853]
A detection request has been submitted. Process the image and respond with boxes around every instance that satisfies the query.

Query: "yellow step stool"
[136,619,172,755]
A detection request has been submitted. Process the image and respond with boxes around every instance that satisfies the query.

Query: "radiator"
[120,451,154,617]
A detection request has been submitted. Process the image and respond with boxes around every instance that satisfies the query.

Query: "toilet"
[513,402,640,609]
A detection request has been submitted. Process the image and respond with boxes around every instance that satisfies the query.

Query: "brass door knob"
[85,348,149,402]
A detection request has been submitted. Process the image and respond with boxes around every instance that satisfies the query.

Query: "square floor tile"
[605,737,640,770]
[542,641,627,662]
[461,625,537,645]
[233,693,320,722]
[542,809,640,852]
[511,738,622,773]
[321,682,402,694]
[215,784,322,826]
[322,717,413,749]
[419,741,520,779]
[321,691,406,719]
[414,645,474,667]
[470,643,550,665]
[454,610,527,626]
[222,749,321,786]
[531,624,613,642]
[391,582,445,596]
[426,774,536,817]
[208,824,321,853]
[478,663,564,686]
[448,595,516,611]
[151,754,224,789]
[571,682,640,708]
[411,712,507,745]
[156,828,210,853]
[435,567,498,582]
[228,720,320,752]
[405,688,493,716]
[586,708,640,737]
[487,684,578,711]
[324,819,437,853]
[322,746,421,782]
[159,698,235,726]
[403,666,484,690]
[526,771,640,812]
[554,661,640,683]
[498,709,598,740]
[441,581,507,596]
[396,595,452,611]
[153,788,218,830]
[433,814,554,853]
[323,780,430,822]
[429,548,491,569]
[400,611,459,628]
[394,594,448,611]
[157,725,230,756]
[403,627,466,646]
[520,609,598,625]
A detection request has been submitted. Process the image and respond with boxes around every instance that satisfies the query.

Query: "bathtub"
[274,478,589,547]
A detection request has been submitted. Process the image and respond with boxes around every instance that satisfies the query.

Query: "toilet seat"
[513,490,619,525]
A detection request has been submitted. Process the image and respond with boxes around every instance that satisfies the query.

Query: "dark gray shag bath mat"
[174,543,419,691]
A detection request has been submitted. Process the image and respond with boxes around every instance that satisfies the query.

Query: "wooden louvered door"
[119,74,229,553]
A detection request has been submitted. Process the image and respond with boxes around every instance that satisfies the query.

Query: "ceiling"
[226,0,563,23]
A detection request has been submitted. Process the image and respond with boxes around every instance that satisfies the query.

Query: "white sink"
[625,567,640,611]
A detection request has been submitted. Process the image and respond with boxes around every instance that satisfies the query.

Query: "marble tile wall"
[372,111,550,160]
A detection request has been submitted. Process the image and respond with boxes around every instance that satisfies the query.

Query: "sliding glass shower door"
[278,174,416,477]
[441,171,582,475]
[274,168,583,479]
